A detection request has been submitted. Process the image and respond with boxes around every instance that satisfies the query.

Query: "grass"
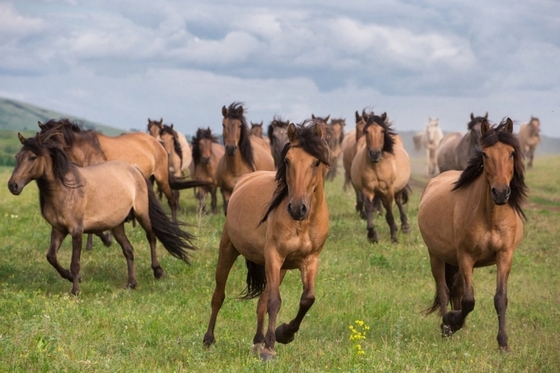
[0,154,559,372]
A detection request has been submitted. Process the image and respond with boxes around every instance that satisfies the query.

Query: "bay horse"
[190,127,225,214]
[418,118,527,351]
[350,113,411,243]
[203,121,330,361]
[325,118,345,181]
[8,131,198,295]
[412,117,444,177]
[217,102,275,214]
[267,116,290,168]
[518,116,540,168]
[437,113,488,173]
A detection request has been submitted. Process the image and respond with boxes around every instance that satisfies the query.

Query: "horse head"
[363,112,395,163]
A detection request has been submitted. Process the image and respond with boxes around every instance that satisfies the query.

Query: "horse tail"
[239,259,266,300]
[169,176,211,190]
[401,184,412,205]
[146,179,197,263]
[425,262,459,315]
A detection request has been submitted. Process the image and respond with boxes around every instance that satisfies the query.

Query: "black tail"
[425,263,459,315]
[401,183,412,205]
[169,176,211,190]
[239,259,266,300]
[146,180,197,263]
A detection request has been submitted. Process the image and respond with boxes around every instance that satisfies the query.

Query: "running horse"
[350,112,411,243]
[418,118,527,351]
[437,113,488,173]
[325,118,345,181]
[159,124,193,177]
[190,127,225,214]
[413,117,444,177]
[517,116,540,168]
[267,116,290,168]
[203,121,330,361]
[217,102,275,214]
[7,130,198,295]
[250,121,265,138]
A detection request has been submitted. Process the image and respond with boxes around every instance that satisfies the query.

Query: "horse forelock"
[192,128,218,165]
[365,115,396,154]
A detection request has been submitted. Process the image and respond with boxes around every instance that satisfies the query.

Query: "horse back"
[250,138,275,171]
[437,132,463,172]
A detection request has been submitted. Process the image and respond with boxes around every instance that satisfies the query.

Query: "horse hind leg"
[110,224,137,289]
[395,190,411,234]
[46,229,73,282]
[442,260,474,336]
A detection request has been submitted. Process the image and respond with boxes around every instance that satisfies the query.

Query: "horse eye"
[482,152,488,159]
[312,160,320,168]
[284,158,290,167]
[29,155,37,161]
[510,151,515,158]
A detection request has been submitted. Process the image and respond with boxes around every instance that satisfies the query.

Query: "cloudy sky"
[1,0,559,137]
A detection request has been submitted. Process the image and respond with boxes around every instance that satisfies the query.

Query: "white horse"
[412,117,444,177]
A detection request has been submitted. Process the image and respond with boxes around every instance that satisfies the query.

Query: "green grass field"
[0,155,559,372]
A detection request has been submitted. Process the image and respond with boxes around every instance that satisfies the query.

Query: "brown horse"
[350,113,411,243]
[217,102,275,214]
[267,116,290,168]
[250,121,265,138]
[518,116,540,168]
[147,118,163,139]
[418,118,527,351]
[437,113,488,173]
[8,131,198,295]
[325,118,345,181]
[190,127,225,214]
[203,121,330,361]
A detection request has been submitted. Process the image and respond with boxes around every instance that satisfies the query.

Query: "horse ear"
[18,132,26,144]
[170,124,174,130]
[158,118,163,125]
[222,105,228,117]
[38,121,44,129]
[484,112,488,119]
[481,119,490,134]
[287,123,298,142]
[355,111,360,122]
[470,113,474,121]
[381,112,387,121]
[312,114,316,119]
[325,115,330,122]
[504,118,513,133]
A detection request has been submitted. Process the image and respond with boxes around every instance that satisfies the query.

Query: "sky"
[1,0,559,138]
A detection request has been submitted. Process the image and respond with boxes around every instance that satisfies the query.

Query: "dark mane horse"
[267,115,290,168]
[325,118,345,181]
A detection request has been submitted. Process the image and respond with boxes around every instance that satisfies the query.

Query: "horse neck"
[36,158,77,211]
[224,149,253,173]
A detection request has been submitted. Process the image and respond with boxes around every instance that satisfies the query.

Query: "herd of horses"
[6,103,540,358]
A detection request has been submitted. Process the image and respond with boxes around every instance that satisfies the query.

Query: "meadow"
[0,154,559,372]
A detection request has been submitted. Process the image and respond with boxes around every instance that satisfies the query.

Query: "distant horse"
[250,121,265,138]
[412,117,444,177]
[159,124,193,177]
[325,118,345,181]
[190,127,225,214]
[217,102,275,214]
[8,131,198,295]
[437,113,488,173]
[418,118,527,351]
[342,110,369,212]
[267,116,290,168]
[147,118,163,139]
[518,116,540,168]
[203,121,330,361]
[350,113,411,243]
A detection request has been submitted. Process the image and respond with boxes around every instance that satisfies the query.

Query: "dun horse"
[325,118,345,181]
[413,117,444,177]
[8,131,198,295]
[437,113,488,173]
[190,127,225,214]
[350,113,411,243]
[159,124,193,177]
[203,121,330,361]
[418,118,527,351]
[250,121,265,138]
[518,116,540,168]
[217,102,275,214]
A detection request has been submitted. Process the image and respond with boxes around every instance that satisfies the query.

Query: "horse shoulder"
[392,144,411,190]
[251,141,275,171]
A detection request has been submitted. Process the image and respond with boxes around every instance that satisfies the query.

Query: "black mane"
[161,124,183,162]
[224,102,255,168]
[364,113,397,154]
[191,127,218,166]
[39,118,104,156]
[453,120,528,219]
[259,120,330,224]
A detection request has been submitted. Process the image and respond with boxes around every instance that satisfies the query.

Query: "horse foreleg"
[364,194,379,243]
[46,229,72,282]
[70,232,83,295]
[443,256,475,335]
[275,258,318,345]
[395,191,410,233]
[260,252,284,361]
[111,224,137,289]
[494,250,514,352]
[381,194,398,243]
[210,187,218,214]
[253,270,286,350]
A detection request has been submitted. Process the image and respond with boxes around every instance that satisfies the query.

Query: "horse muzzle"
[225,144,238,156]
[287,202,308,220]
[201,156,211,165]
[368,150,382,163]
[491,186,511,205]
[7,180,23,195]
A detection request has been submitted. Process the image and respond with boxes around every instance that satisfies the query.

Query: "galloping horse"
[203,121,330,361]
[350,113,411,243]
[325,118,345,181]
[437,113,488,173]
[267,116,290,168]
[518,116,540,168]
[148,121,193,177]
[217,103,275,214]
[8,131,198,295]
[418,118,527,351]
[342,110,369,212]
[190,127,225,214]
[413,117,444,177]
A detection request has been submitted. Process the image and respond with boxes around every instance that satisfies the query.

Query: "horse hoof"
[367,228,379,243]
[203,334,215,347]
[127,282,137,289]
[401,224,411,234]
[153,267,165,279]
[441,324,453,337]
[259,348,276,362]
[251,343,264,354]
[275,323,295,344]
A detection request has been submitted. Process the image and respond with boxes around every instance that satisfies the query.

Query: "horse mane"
[39,118,104,155]
[225,102,255,168]
[467,115,487,130]
[452,120,528,219]
[364,113,397,154]
[259,120,330,225]
[161,125,183,161]
[192,127,218,165]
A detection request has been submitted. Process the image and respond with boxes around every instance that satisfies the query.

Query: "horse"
[412,117,444,177]
[418,118,527,351]
[190,127,225,214]
[147,118,163,139]
[437,113,488,173]
[217,102,275,214]
[250,121,265,138]
[267,116,290,168]
[350,112,411,243]
[518,116,540,168]
[325,118,345,181]
[342,110,370,213]
[160,124,193,176]
[203,121,330,361]
[7,131,198,295]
